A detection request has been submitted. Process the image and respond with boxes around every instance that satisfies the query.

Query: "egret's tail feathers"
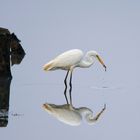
[43,61,54,71]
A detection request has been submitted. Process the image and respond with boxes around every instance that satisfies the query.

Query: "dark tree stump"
[0,27,25,127]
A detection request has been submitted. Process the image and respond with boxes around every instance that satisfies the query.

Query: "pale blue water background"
[0,0,140,140]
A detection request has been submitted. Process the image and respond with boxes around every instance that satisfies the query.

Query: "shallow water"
[0,57,140,140]
[1,0,140,140]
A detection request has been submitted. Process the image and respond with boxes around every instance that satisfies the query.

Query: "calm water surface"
[0,0,140,140]
[0,50,140,140]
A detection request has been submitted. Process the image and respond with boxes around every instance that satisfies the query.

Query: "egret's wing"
[43,49,83,71]
[54,49,83,68]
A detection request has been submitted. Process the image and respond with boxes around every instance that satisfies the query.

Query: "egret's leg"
[64,70,69,104]
[93,104,106,121]
[64,85,68,104]
[69,70,73,105]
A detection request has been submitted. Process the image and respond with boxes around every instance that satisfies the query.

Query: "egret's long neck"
[78,52,95,68]
[78,60,93,68]
[78,107,97,124]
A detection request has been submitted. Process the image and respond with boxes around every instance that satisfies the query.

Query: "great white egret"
[43,103,106,126]
[43,49,106,72]
[43,49,106,104]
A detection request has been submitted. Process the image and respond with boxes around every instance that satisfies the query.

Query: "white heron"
[43,103,106,126]
[43,49,106,83]
[43,49,106,104]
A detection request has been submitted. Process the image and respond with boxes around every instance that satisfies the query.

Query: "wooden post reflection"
[0,77,12,127]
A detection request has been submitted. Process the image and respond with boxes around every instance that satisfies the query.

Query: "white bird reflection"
[43,75,106,126]
[43,103,106,126]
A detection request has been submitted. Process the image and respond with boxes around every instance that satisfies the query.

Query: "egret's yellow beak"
[96,55,106,71]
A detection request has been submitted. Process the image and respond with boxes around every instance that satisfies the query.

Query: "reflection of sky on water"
[0,0,140,140]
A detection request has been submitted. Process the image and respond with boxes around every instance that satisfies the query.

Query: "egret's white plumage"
[43,49,106,71]
[43,103,106,126]
[43,49,83,71]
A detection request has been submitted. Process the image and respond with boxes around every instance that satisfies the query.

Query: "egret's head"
[87,51,106,71]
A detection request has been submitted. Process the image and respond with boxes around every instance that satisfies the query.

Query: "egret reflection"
[43,103,106,126]
[43,82,106,126]
[0,28,25,127]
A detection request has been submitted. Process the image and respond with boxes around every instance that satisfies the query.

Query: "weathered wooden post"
[0,29,11,78]
[0,27,25,127]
